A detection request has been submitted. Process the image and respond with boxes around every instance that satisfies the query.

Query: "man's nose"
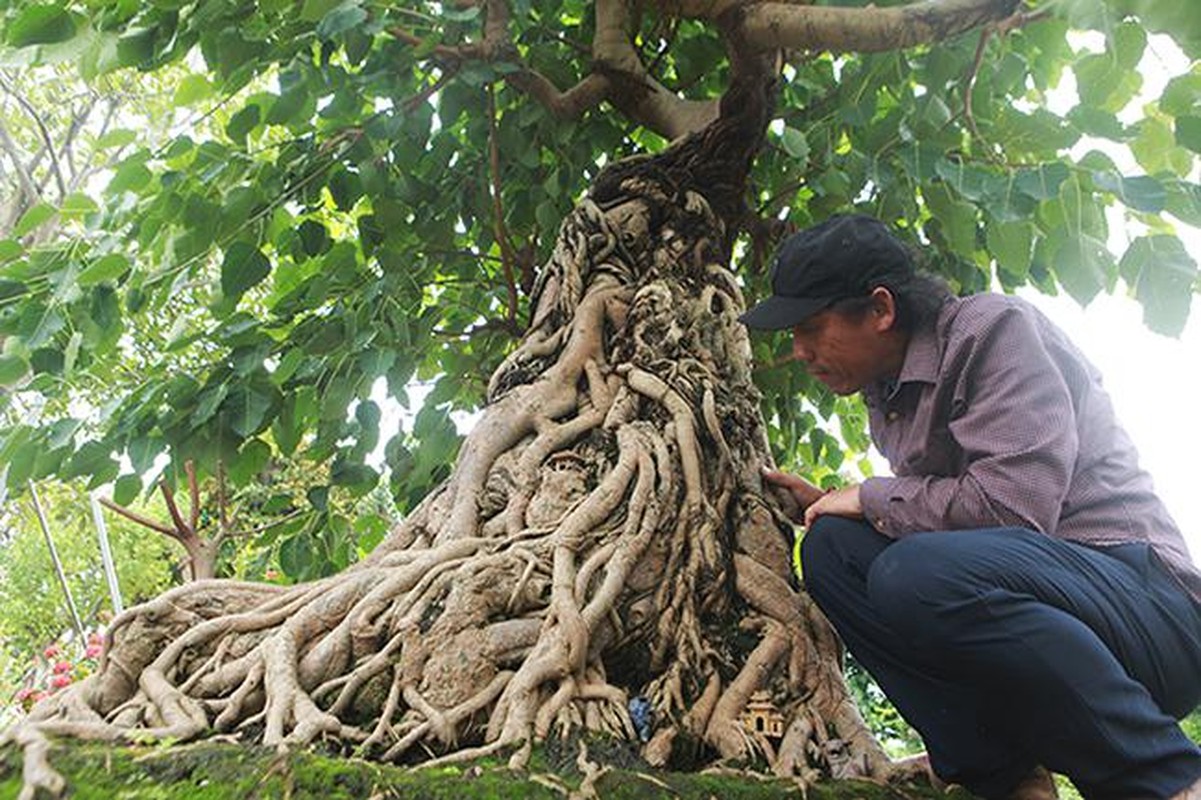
[792,337,813,363]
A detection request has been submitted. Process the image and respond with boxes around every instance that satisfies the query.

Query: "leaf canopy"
[0,0,1197,552]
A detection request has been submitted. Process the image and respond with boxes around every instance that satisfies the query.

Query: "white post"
[89,493,124,614]
[28,481,86,643]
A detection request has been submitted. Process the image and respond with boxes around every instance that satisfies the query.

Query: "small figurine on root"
[6,74,924,799]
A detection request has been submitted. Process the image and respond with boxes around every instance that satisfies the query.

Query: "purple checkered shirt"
[859,293,1201,604]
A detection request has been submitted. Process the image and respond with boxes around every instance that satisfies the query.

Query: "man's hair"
[830,272,953,333]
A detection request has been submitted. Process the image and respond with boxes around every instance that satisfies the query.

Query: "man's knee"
[866,535,966,647]
[799,516,887,605]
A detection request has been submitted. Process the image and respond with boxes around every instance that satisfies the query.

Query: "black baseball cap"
[739,214,914,330]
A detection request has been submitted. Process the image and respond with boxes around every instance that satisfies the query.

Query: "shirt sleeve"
[859,306,1078,537]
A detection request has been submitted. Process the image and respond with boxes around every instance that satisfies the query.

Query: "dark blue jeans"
[800,518,1201,799]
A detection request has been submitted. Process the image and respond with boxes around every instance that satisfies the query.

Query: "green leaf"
[986,220,1035,278]
[64,440,116,481]
[59,192,98,217]
[225,381,280,438]
[1051,233,1112,306]
[330,458,378,493]
[116,26,155,69]
[7,4,76,47]
[228,438,271,484]
[1014,164,1069,201]
[221,242,271,299]
[225,104,261,142]
[94,129,136,149]
[107,160,153,194]
[1119,235,1198,337]
[317,2,367,40]
[1090,171,1166,213]
[1161,73,1201,118]
[297,220,330,257]
[173,74,213,106]
[13,202,56,237]
[1176,116,1201,155]
[1131,117,1191,176]
[922,183,976,257]
[0,354,30,387]
[300,0,341,22]
[78,253,130,286]
[1113,21,1147,70]
[112,474,142,506]
[780,127,810,161]
[279,530,314,578]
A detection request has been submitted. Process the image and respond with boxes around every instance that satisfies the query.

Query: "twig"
[159,480,192,539]
[185,460,200,535]
[97,496,182,540]
[0,74,66,200]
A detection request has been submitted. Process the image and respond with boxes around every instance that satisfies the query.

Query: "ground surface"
[0,739,974,799]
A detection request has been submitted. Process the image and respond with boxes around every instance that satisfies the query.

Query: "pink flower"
[87,632,104,646]
[85,644,103,660]
[43,645,60,659]
[53,660,73,674]
[15,687,34,701]
[50,674,72,689]
[264,569,279,581]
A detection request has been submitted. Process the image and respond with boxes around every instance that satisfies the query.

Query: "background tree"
[1,0,1199,795]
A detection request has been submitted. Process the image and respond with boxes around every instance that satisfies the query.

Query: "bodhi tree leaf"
[6,4,76,47]
[986,219,1035,279]
[1119,235,1198,337]
[78,253,130,286]
[221,242,271,300]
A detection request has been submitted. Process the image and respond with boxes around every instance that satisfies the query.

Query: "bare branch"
[735,0,1022,53]
[185,460,200,536]
[0,74,67,200]
[0,117,40,231]
[160,480,193,539]
[97,496,183,541]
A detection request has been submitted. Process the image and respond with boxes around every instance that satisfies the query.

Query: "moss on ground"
[0,739,977,800]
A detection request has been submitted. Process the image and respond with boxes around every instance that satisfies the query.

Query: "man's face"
[790,298,899,395]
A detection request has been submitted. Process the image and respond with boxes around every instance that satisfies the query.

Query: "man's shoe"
[1171,775,1201,800]
[1005,766,1058,800]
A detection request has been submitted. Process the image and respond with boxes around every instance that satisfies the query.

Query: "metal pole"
[89,493,124,614]
[28,481,86,643]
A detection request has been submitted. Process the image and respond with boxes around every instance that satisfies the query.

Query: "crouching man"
[742,214,1201,799]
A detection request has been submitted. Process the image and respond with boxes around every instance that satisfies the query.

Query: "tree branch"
[0,117,40,233]
[735,0,1022,53]
[0,74,67,200]
[97,496,183,541]
[185,460,200,536]
[159,480,194,539]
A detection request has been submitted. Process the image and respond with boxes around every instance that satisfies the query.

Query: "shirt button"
[885,411,900,422]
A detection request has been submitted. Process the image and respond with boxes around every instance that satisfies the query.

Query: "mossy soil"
[0,738,977,800]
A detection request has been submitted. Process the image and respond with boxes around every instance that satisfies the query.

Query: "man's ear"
[869,286,898,332]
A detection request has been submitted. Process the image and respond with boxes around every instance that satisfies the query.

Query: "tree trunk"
[10,76,918,795]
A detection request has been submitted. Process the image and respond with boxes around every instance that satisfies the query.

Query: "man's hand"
[803,484,863,529]
[761,468,826,523]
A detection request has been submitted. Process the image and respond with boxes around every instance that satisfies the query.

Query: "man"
[741,214,1201,799]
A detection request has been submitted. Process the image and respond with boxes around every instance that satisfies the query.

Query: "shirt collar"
[864,302,951,405]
